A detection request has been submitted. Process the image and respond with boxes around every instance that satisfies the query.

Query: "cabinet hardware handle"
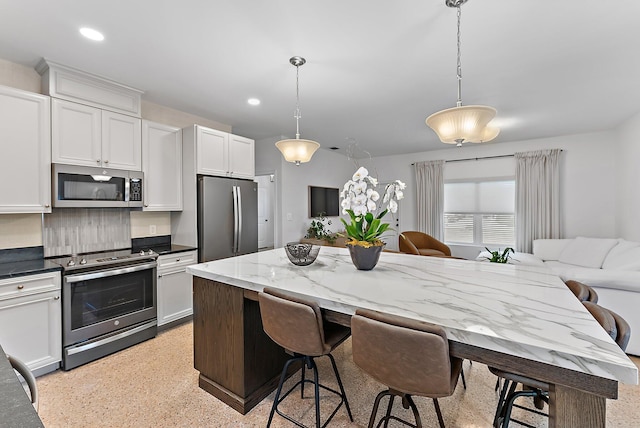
[176,258,181,262]
[97,160,101,163]
[54,296,60,300]
[144,204,149,207]
[104,160,109,164]
[45,204,50,208]
[17,285,24,290]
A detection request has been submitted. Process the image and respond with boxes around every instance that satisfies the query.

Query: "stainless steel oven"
[53,250,158,370]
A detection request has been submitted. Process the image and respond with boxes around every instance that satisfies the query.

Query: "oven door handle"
[64,261,157,283]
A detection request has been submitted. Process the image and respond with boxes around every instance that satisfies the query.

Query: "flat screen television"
[309,186,339,217]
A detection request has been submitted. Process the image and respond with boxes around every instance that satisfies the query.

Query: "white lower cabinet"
[0,272,61,373]
[157,251,197,326]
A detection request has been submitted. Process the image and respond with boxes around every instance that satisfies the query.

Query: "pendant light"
[275,56,320,165]
[426,0,499,147]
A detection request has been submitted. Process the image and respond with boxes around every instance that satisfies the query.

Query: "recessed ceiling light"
[79,27,104,41]
[247,98,260,106]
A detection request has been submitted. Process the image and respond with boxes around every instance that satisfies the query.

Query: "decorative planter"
[346,243,385,270]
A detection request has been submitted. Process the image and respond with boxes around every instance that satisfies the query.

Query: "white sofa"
[478,237,640,356]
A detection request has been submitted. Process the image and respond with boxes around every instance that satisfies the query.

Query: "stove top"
[48,248,158,271]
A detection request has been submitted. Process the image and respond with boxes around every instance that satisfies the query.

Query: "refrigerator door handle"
[237,185,243,253]
[232,185,239,255]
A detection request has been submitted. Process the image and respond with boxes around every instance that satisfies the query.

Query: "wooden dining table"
[187,247,638,427]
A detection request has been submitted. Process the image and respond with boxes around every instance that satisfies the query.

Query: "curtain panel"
[414,160,445,240]
[515,149,562,253]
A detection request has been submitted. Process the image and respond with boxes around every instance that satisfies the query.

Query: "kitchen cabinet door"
[52,98,102,167]
[142,120,182,211]
[196,126,228,176]
[157,251,197,326]
[102,110,142,170]
[228,134,255,179]
[0,86,51,213]
[52,99,141,170]
[0,272,61,373]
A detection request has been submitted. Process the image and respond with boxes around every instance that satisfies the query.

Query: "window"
[444,180,515,246]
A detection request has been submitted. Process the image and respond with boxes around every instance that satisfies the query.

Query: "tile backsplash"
[43,208,131,257]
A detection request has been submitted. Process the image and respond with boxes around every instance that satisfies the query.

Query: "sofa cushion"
[602,240,640,271]
[543,261,640,293]
[532,239,573,261]
[557,237,619,268]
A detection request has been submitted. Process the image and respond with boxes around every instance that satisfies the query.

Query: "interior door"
[256,175,274,249]
[378,182,401,251]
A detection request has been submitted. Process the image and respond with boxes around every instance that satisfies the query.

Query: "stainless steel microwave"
[52,164,143,208]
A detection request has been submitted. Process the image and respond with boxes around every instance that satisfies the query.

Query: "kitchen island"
[187,246,638,426]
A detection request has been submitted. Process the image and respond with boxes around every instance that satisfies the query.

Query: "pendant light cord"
[456,4,463,107]
[295,65,301,139]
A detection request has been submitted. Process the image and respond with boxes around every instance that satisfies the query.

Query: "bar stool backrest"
[583,301,631,351]
[258,287,328,357]
[352,308,456,397]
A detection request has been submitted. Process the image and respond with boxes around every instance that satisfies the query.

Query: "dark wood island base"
[193,277,300,414]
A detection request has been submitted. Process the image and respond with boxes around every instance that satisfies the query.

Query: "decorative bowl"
[284,242,320,266]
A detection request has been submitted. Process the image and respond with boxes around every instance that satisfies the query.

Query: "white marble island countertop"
[187,246,638,385]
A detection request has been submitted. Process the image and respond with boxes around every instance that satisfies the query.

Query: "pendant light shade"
[426,0,499,146]
[275,138,320,164]
[275,56,320,165]
[426,105,497,145]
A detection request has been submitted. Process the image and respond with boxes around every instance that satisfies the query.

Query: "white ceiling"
[1,0,639,157]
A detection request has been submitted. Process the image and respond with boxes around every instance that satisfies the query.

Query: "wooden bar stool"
[258,287,353,428]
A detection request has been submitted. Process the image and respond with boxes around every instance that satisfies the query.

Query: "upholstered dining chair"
[351,308,462,428]
[399,231,452,257]
[491,301,631,427]
[565,280,599,303]
[7,354,38,411]
[257,287,353,428]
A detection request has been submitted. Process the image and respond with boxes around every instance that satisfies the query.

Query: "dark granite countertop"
[147,244,198,256]
[0,345,44,427]
[0,247,62,280]
[0,259,62,280]
[131,236,197,256]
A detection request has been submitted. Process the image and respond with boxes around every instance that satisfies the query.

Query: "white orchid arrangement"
[340,167,406,246]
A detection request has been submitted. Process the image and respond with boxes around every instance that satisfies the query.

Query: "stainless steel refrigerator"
[197,175,258,262]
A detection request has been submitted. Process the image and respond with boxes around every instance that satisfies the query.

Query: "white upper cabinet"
[52,99,142,170]
[228,133,255,179]
[196,126,228,176]
[0,85,51,213]
[102,110,142,170]
[190,125,254,178]
[51,99,101,167]
[142,120,183,211]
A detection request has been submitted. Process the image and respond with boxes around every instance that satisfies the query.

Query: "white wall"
[256,139,353,246]
[289,131,618,258]
[615,111,640,241]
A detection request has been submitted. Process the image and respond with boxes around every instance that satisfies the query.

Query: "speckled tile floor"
[36,322,640,427]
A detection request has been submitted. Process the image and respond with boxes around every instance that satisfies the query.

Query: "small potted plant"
[340,167,405,270]
[483,247,515,263]
[304,213,336,245]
